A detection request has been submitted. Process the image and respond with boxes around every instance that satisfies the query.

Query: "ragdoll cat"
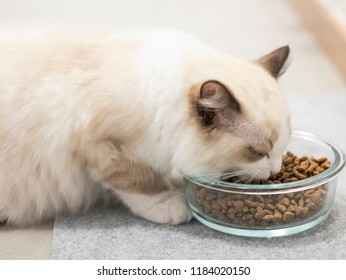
[0,29,290,226]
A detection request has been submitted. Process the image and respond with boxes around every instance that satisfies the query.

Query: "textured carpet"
[51,94,346,259]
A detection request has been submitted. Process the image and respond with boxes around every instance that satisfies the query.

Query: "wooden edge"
[287,0,346,81]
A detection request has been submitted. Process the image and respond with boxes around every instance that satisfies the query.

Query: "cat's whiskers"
[219,169,255,181]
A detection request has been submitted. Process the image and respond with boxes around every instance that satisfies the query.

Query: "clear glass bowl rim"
[184,130,346,191]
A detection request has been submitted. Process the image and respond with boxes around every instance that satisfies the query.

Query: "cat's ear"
[257,46,290,78]
[197,81,240,127]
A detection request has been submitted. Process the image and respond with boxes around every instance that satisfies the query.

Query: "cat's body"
[0,29,290,226]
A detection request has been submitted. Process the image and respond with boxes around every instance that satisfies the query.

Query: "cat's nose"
[270,157,282,177]
[270,164,282,176]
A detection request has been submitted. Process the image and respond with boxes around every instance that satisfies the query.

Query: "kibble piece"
[264,209,274,216]
[286,204,295,213]
[321,161,330,169]
[283,211,295,223]
[205,192,217,201]
[293,170,307,180]
[242,213,253,221]
[273,211,283,222]
[311,192,322,204]
[300,207,309,218]
[295,206,304,217]
[279,197,290,207]
[307,161,318,173]
[212,201,221,210]
[233,200,244,211]
[262,215,274,222]
[265,203,276,211]
[290,199,297,206]
[276,204,286,213]
[306,202,317,210]
[244,199,257,208]
[255,208,265,220]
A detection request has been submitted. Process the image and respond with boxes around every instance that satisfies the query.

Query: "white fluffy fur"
[0,29,290,226]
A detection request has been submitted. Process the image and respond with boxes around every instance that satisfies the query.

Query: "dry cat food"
[194,152,331,227]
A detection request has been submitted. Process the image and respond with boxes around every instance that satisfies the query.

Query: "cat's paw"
[145,191,192,225]
[116,190,192,225]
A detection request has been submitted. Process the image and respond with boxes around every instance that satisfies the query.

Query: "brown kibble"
[236,212,244,218]
[265,203,276,211]
[286,151,294,157]
[233,200,244,211]
[298,199,305,207]
[316,157,327,163]
[264,197,274,204]
[301,207,309,217]
[293,158,300,165]
[262,215,274,222]
[264,209,274,216]
[283,157,294,165]
[299,161,309,169]
[287,204,296,213]
[286,193,294,199]
[226,200,233,207]
[293,170,307,180]
[211,201,221,210]
[279,197,290,207]
[307,161,318,173]
[288,177,299,182]
[306,202,317,210]
[242,213,253,221]
[276,204,286,213]
[205,192,217,201]
[321,161,330,169]
[244,199,257,208]
[194,152,330,228]
[295,206,304,217]
[217,213,229,222]
[315,166,324,173]
[218,198,228,209]
[303,189,314,199]
[273,211,283,222]
[311,192,322,205]
[227,208,237,220]
[255,206,265,219]
[290,199,297,206]
[283,211,295,223]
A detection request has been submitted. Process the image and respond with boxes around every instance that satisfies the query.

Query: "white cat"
[0,29,290,226]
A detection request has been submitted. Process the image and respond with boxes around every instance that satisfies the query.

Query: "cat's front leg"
[85,140,192,225]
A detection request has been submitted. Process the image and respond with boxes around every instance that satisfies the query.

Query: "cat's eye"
[247,146,268,161]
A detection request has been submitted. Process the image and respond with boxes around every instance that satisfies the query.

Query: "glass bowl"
[184,130,345,238]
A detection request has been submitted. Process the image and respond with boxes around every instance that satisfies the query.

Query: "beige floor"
[0,221,53,260]
[0,0,345,260]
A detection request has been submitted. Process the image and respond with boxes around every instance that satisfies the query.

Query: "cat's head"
[175,46,291,182]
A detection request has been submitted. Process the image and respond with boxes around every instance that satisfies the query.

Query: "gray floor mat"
[51,95,346,259]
